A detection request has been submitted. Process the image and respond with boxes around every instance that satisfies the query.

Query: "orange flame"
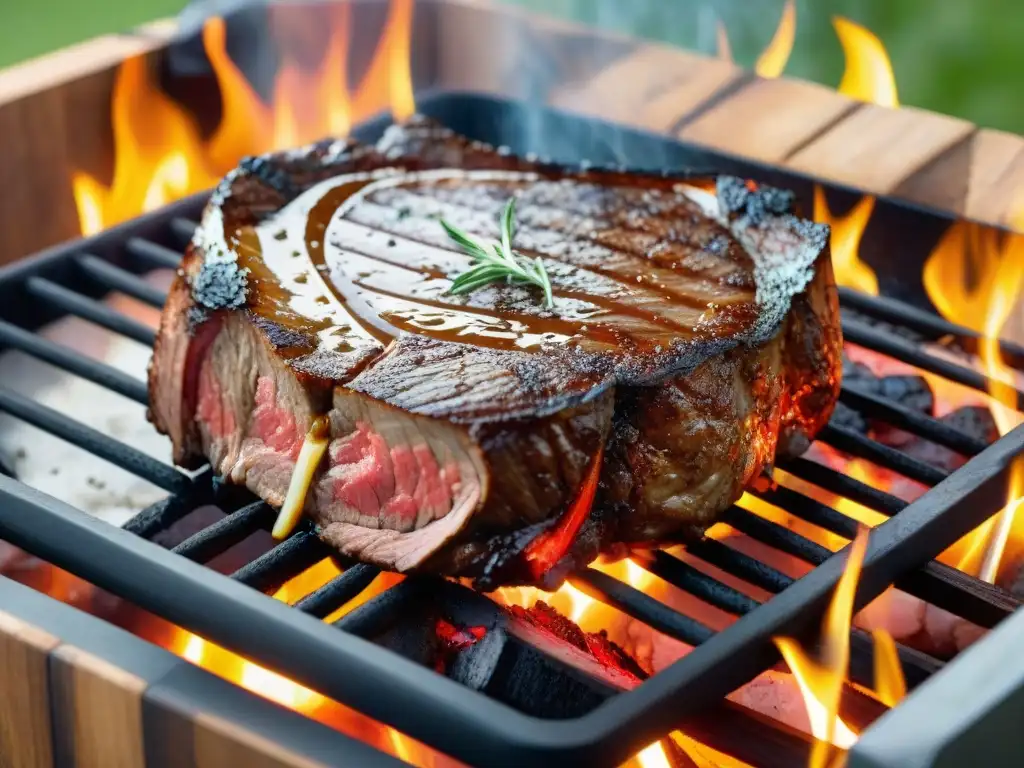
[833,17,899,108]
[813,186,879,296]
[809,13,901,298]
[923,221,1024,582]
[636,741,674,768]
[774,529,868,766]
[170,561,437,765]
[755,0,797,78]
[870,628,907,707]
[71,54,219,236]
[716,0,795,78]
[72,1,416,234]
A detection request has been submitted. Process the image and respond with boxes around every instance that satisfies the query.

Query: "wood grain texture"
[50,646,148,768]
[0,25,177,266]
[0,610,59,768]
[787,103,976,195]
[677,76,860,164]
[963,130,1024,227]
[551,44,744,134]
[191,712,328,768]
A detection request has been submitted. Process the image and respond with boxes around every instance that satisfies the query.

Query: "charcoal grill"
[0,93,1022,768]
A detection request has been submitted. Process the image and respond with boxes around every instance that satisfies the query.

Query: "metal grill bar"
[125,237,186,271]
[295,564,381,618]
[171,218,199,246]
[75,253,169,308]
[686,538,794,594]
[638,550,759,615]
[570,568,716,646]
[754,485,862,539]
[838,384,988,456]
[780,457,908,516]
[635,547,939,690]
[0,386,189,495]
[230,530,331,594]
[837,286,1024,372]
[173,500,275,562]
[0,319,148,403]
[723,507,833,564]
[842,316,1024,411]
[25,276,157,346]
[819,424,949,486]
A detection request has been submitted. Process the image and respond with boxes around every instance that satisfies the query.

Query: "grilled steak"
[149,117,841,587]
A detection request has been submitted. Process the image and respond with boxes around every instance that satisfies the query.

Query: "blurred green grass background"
[4,0,1023,135]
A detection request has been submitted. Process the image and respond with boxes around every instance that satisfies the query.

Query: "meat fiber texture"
[148,117,842,588]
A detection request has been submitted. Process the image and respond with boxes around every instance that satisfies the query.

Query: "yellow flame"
[71,53,219,236]
[833,17,899,107]
[72,1,417,235]
[755,0,797,78]
[924,222,1024,581]
[814,186,879,296]
[636,741,673,768]
[870,629,907,708]
[716,1,795,77]
[774,528,869,766]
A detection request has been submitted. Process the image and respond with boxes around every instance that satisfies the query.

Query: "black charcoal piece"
[878,375,934,414]
[941,406,1000,446]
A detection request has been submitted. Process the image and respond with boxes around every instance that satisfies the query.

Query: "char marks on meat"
[148,117,841,587]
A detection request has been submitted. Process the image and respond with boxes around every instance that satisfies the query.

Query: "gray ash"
[186,305,210,331]
[716,176,795,224]
[191,259,249,310]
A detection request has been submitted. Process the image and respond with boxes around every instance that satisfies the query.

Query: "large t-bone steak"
[149,117,841,588]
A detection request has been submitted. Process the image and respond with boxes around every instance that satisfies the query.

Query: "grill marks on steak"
[148,117,841,585]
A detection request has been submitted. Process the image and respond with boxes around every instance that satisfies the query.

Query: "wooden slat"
[677,76,860,164]
[963,129,1024,227]
[0,610,59,768]
[0,24,178,266]
[191,712,328,768]
[787,103,975,195]
[551,44,744,133]
[143,662,404,768]
[50,646,148,768]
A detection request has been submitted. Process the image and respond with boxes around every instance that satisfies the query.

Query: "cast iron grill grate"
[0,102,1022,768]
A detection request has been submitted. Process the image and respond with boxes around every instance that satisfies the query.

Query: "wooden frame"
[0,576,400,768]
[0,0,1022,267]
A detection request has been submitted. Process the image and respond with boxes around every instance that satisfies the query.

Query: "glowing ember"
[636,741,673,768]
[755,0,797,78]
[813,186,879,296]
[833,17,899,108]
[774,528,869,765]
[525,446,603,579]
[72,0,416,233]
[923,221,1024,582]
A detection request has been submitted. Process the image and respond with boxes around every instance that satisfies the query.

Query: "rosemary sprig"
[441,198,554,309]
